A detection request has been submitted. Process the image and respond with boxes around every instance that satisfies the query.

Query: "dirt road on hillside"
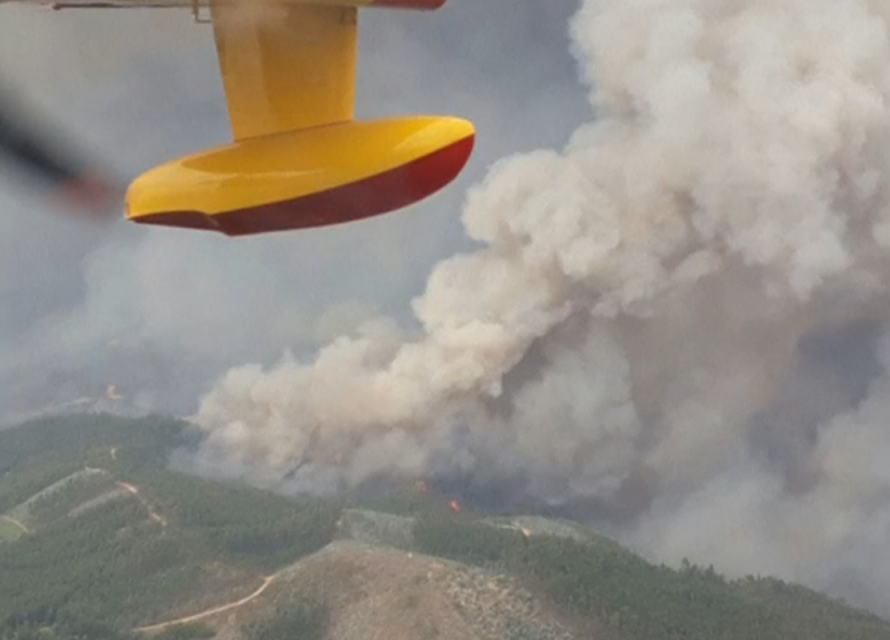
[134,575,276,633]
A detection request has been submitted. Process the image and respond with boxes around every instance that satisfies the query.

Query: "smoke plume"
[190,0,890,614]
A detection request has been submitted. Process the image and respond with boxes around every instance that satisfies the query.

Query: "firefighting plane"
[0,0,475,236]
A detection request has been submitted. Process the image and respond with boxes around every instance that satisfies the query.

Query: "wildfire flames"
[449,500,461,513]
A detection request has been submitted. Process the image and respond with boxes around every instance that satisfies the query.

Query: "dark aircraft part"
[0,86,81,184]
[0,83,118,217]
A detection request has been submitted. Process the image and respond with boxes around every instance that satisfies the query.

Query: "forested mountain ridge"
[1,414,889,640]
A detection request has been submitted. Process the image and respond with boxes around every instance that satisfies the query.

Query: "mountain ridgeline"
[0,414,888,640]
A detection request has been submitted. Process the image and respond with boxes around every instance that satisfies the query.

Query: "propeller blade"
[0,83,121,222]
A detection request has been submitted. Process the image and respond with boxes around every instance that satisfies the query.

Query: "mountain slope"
[0,414,340,634]
[2,414,890,640]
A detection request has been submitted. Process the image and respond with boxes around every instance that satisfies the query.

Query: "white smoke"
[191,0,890,614]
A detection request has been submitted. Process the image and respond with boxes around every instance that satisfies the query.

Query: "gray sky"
[0,0,588,422]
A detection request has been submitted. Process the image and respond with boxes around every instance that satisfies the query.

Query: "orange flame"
[449,499,461,513]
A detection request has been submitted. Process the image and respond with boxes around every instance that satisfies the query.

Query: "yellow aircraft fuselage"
[8,0,475,236]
